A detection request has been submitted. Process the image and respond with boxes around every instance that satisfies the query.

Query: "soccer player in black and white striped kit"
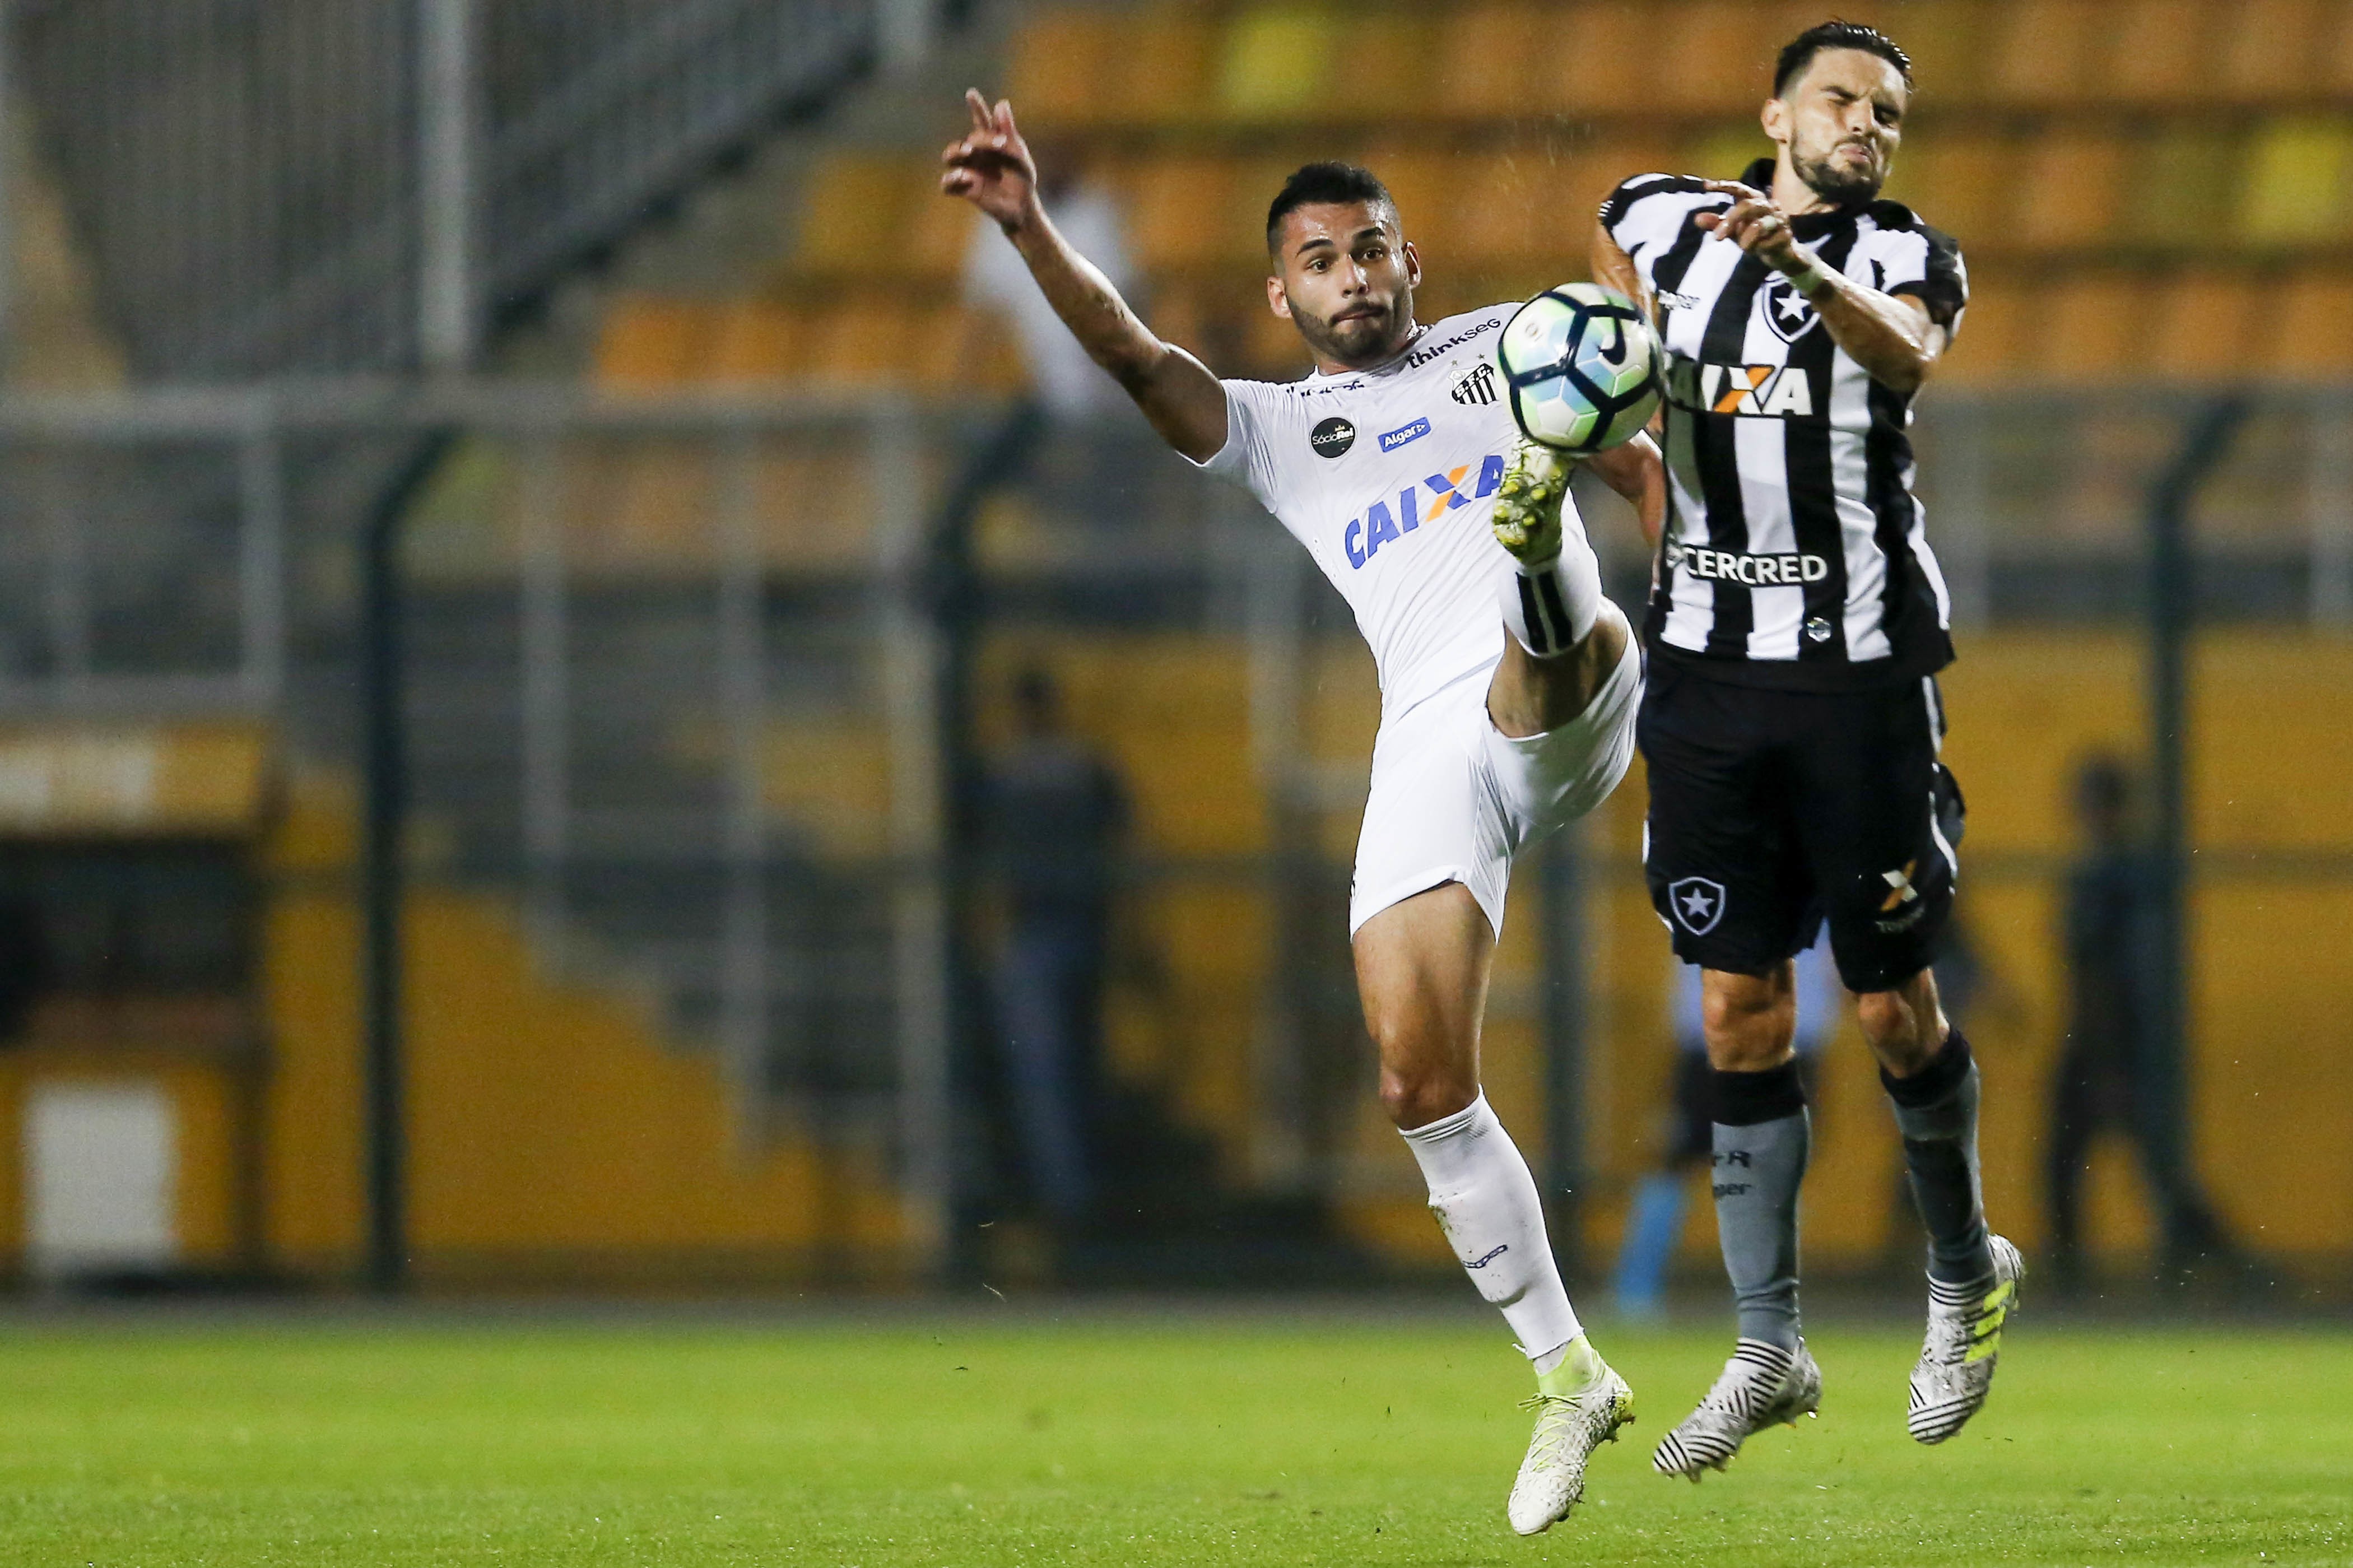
[1592,22,2022,1474]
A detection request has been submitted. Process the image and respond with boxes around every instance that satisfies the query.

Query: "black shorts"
[1638,659,1961,994]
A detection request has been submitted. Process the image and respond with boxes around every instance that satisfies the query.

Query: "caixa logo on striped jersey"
[1345,453,1506,570]
[1663,357,1817,418]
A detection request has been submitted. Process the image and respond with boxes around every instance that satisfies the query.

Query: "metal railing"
[10,0,875,378]
[1,379,2347,1277]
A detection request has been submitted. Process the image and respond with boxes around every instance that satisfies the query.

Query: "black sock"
[1882,1030,1994,1285]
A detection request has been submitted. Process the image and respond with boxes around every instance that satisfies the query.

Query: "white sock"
[1399,1091,1582,1366]
[1497,528,1602,659]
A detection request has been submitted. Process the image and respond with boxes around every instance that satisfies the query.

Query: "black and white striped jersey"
[1601,160,1968,690]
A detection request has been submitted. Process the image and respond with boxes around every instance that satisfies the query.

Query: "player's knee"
[1700,972,1792,1069]
[1378,1057,1477,1132]
[1855,986,1934,1067]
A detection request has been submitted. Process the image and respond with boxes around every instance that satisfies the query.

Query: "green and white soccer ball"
[1499,283,1663,455]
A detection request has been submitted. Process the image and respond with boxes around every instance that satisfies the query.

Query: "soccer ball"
[1498,283,1663,455]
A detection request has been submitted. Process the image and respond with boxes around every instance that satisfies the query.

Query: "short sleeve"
[1599,173,1710,249]
[1882,224,1968,337]
[1184,379,1287,515]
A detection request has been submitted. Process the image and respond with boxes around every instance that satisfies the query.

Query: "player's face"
[1268,202,1420,369]
[1768,48,1908,204]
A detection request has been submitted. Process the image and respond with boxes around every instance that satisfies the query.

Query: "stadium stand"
[578,0,2353,395]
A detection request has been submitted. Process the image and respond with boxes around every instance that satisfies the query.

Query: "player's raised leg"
[1486,436,1645,739]
[1358,885,1633,1536]
[1861,968,2024,1443]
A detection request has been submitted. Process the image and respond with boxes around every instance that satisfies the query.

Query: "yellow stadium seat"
[2128,127,2235,248]
[755,446,883,570]
[904,305,975,392]
[1243,295,1313,378]
[2326,5,2353,101]
[1884,132,2008,250]
[2239,118,2353,245]
[1126,156,1241,271]
[1445,151,1550,268]
[1235,151,1318,258]
[2015,133,2129,253]
[1870,0,1992,105]
[905,180,979,282]
[1685,124,1773,184]
[705,301,807,384]
[1987,0,2102,109]
[1003,9,1123,127]
[2217,0,2329,103]
[2146,271,2259,377]
[1118,5,1217,127]
[582,440,717,571]
[2099,0,2216,106]
[1332,13,1441,120]
[1657,2,1785,114]
[1434,4,1545,119]
[2042,271,2151,378]
[1579,136,1690,219]
[1932,266,2024,384]
[801,296,917,387]
[2264,271,2353,373]
[1147,280,1212,360]
[1220,6,1339,120]
[1359,148,1452,248]
[1447,137,1676,279]
[1542,2,1655,115]
[794,155,918,278]
[594,297,720,388]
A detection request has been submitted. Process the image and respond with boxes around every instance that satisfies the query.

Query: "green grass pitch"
[2,1310,2346,1566]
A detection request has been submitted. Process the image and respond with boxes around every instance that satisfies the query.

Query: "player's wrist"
[1778,245,1834,297]
[998,189,1047,240]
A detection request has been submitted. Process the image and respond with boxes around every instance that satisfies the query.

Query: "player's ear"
[1267,273,1292,320]
[1761,94,1791,148]
[1402,239,1422,287]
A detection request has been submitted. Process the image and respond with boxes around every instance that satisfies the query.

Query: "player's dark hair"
[1266,161,1394,255]
[1772,20,1913,97]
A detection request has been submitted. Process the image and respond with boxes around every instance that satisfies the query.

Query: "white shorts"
[1347,638,1643,938]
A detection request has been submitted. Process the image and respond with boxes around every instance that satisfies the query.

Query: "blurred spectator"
[2045,754,2230,1282]
[983,667,1128,1227]
[964,154,1134,421]
[1615,927,1836,1317]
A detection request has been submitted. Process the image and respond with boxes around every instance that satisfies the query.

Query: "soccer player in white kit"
[943,91,1664,1535]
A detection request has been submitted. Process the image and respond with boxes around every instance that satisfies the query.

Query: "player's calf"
[1492,437,1602,659]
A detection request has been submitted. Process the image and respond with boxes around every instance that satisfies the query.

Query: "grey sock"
[1884,1032,1994,1286]
[1711,1063,1810,1351]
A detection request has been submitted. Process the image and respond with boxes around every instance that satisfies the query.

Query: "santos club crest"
[1762,277,1819,343]
[1450,360,1499,406]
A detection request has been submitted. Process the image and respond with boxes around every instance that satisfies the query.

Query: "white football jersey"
[1195,304,1576,720]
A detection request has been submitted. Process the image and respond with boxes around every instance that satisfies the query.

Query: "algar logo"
[1344,453,1506,570]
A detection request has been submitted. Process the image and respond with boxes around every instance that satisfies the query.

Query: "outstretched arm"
[1589,220,1650,320]
[1696,180,1947,396]
[1584,431,1666,549]
[942,91,1227,462]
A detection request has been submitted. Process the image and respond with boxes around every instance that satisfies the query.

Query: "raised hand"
[940,89,1039,234]
[1694,180,1806,273]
